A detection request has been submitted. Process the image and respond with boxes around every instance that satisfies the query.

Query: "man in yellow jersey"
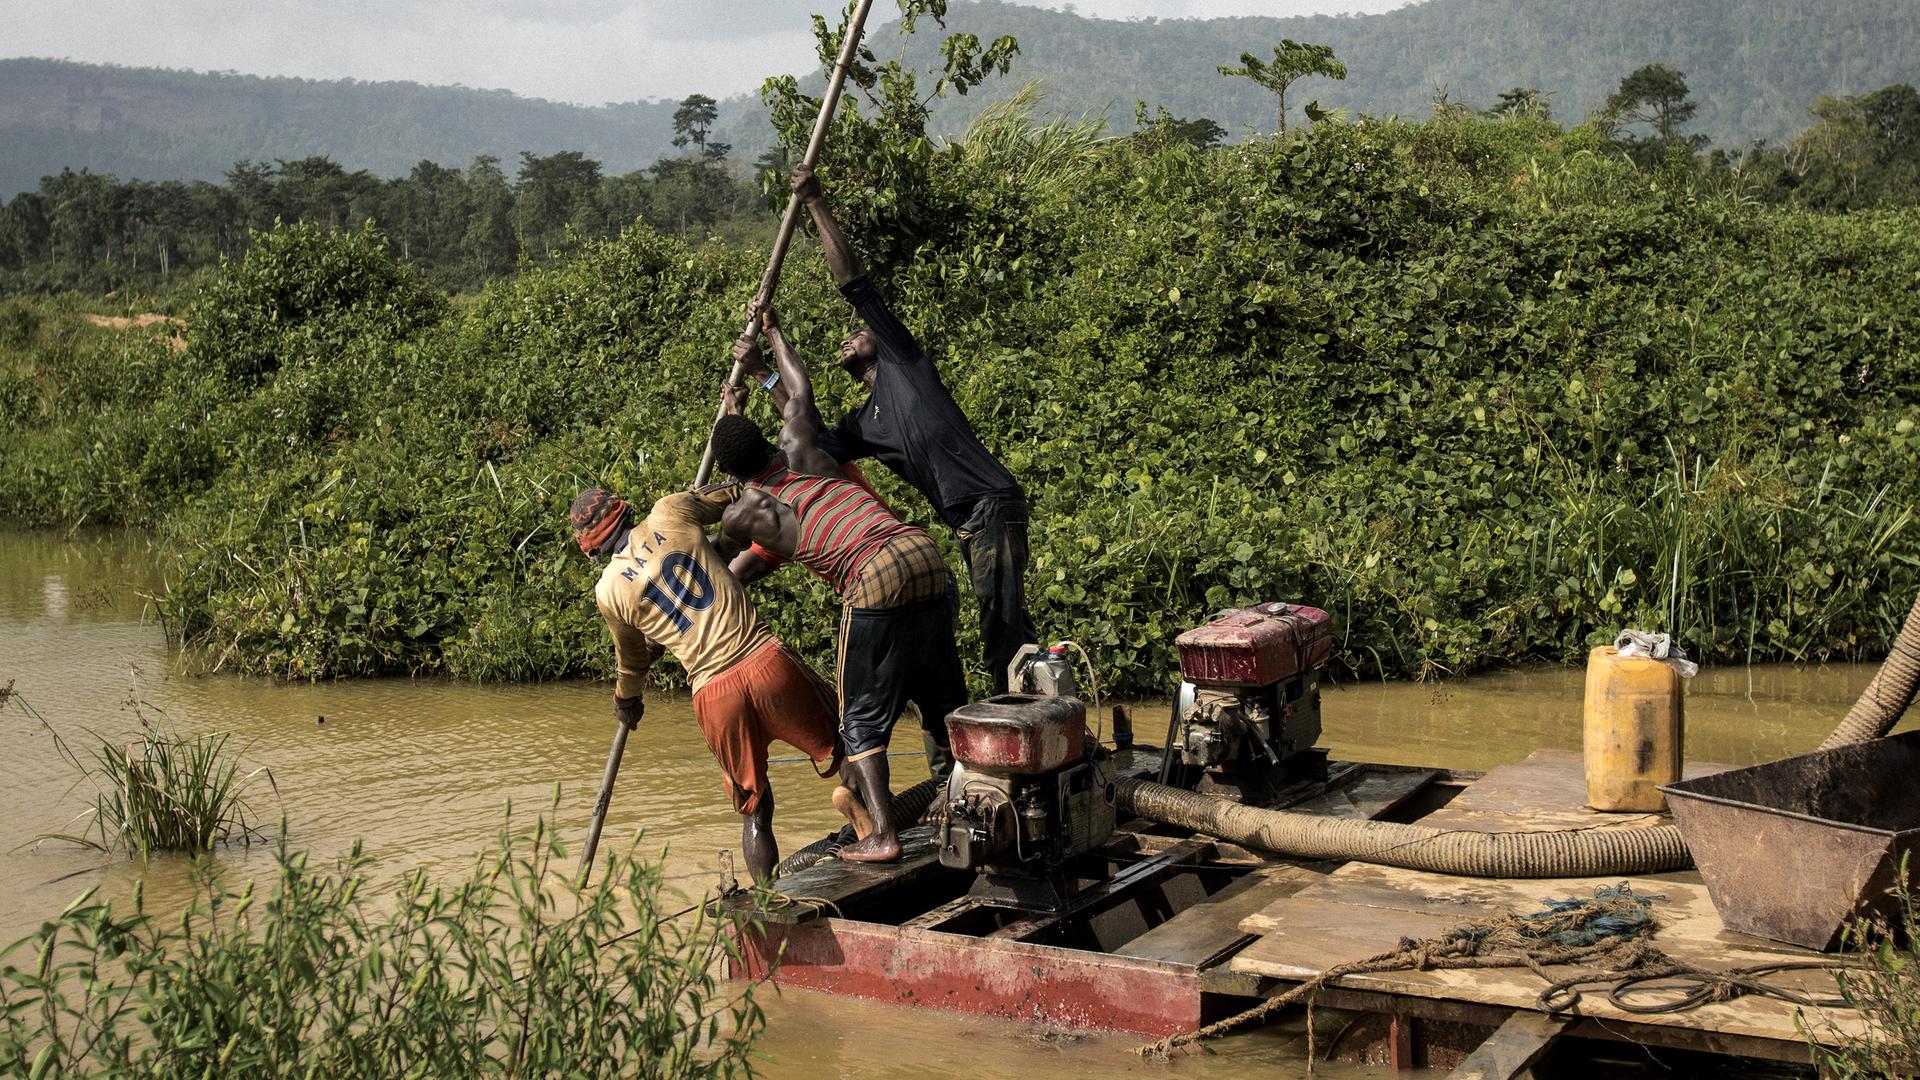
[569,483,841,883]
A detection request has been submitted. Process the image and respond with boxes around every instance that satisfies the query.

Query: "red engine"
[1176,602,1333,686]
[935,693,1116,910]
[945,695,1086,776]
[1170,603,1331,797]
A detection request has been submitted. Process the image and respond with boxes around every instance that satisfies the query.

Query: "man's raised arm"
[756,302,841,478]
[792,168,862,287]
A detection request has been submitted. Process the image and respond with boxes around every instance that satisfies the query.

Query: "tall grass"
[9,681,277,855]
[955,84,1111,188]
[0,805,765,1077]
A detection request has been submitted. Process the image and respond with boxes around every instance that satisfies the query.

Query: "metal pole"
[692,0,880,487]
[578,0,879,885]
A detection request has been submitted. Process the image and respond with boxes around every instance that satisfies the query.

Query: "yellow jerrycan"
[1583,644,1684,812]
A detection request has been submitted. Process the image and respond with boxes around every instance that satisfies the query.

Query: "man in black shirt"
[791,167,1038,698]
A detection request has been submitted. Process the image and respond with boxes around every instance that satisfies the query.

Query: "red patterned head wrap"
[569,488,632,556]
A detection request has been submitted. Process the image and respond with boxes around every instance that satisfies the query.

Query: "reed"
[0,802,765,1077]
[10,683,277,856]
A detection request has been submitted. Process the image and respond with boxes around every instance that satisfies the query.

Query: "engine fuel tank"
[946,694,1087,776]
[1176,603,1332,687]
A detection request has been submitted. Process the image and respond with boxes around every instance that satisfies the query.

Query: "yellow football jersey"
[594,485,771,695]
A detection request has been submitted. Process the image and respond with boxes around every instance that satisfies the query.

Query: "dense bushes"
[3,111,1918,691]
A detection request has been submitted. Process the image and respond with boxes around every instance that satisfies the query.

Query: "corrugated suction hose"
[1819,591,1920,750]
[1122,591,1920,878]
[1116,777,1693,877]
[773,776,943,878]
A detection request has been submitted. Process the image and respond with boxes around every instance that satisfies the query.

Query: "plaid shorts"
[843,532,951,610]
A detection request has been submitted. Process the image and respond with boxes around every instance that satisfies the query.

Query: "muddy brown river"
[0,528,1894,1076]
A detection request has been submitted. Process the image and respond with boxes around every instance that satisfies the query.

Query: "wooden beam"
[1390,1013,1415,1071]
[1446,1011,1564,1080]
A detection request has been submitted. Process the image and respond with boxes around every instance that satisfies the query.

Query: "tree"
[671,94,719,154]
[1131,103,1224,151]
[1606,64,1699,145]
[1218,40,1346,139]
[514,151,602,258]
[1491,87,1551,121]
[1776,83,1920,209]
[462,155,517,277]
[759,0,1019,266]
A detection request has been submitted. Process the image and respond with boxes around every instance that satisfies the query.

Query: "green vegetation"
[1810,874,1920,1077]
[7,685,277,856]
[4,79,1918,692]
[828,0,1920,152]
[0,806,762,1077]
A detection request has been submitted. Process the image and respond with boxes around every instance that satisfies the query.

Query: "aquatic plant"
[0,806,764,1078]
[11,684,277,856]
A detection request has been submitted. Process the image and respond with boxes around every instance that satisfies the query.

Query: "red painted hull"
[734,918,1207,1036]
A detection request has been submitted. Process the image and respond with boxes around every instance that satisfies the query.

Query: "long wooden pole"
[578,0,879,886]
[693,0,879,486]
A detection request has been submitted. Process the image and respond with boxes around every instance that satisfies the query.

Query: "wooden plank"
[1114,864,1325,967]
[1309,985,1814,1065]
[900,895,982,932]
[1447,1011,1563,1080]
[985,838,1214,941]
[723,825,955,923]
[1230,897,1864,1044]
[1236,895,1459,970]
[1227,749,1870,1046]
[1411,749,1724,834]
[1389,1013,1415,1071]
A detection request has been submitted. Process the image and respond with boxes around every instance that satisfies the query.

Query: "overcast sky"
[1,0,1411,106]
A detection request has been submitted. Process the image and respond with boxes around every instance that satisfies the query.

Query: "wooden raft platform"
[721,758,1453,1036]
[1229,749,1867,1067]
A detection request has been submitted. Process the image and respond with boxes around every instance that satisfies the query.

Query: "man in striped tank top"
[711,302,968,864]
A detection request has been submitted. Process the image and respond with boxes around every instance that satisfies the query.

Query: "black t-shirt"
[816,275,1023,529]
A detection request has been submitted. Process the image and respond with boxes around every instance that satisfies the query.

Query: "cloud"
[0,0,1415,105]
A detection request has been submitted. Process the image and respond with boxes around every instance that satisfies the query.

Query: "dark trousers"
[955,495,1040,695]
[838,593,968,759]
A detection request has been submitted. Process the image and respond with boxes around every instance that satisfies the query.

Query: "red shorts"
[693,638,840,814]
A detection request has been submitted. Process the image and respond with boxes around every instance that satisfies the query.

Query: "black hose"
[773,776,943,878]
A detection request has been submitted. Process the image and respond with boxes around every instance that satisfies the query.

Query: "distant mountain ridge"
[5,0,1918,197]
[0,58,689,197]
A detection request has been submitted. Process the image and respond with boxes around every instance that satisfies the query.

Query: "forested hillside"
[7,0,1917,197]
[859,0,1920,147]
[0,58,687,198]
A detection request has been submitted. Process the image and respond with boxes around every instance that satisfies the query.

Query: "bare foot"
[837,831,901,863]
[831,785,875,840]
